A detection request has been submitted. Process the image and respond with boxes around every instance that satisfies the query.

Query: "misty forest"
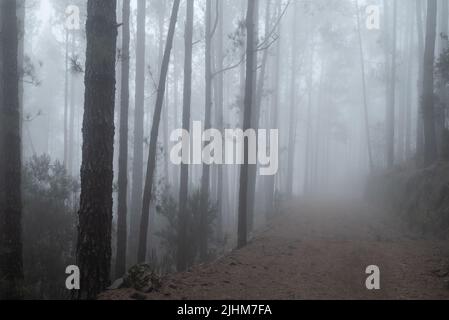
[1,0,449,300]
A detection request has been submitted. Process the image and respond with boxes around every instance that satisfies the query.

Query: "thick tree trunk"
[76,0,117,300]
[177,0,194,272]
[0,0,24,300]
[115,0,130,278]
[129,0,146,266]
[436,0,449,155]
[238,0,256,249]
[137,0,181,263]
[422,0,438,166]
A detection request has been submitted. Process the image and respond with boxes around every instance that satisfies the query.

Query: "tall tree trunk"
[214,0,225,241]
[0,0,24,300]
[286,1,298,196]
[356,0,374,172]
[436,0,449,155]
[137,0,181,263]
[253,0,271,213]
[238,0,256,249]
[304,46,314,194]
[422,0,438,166]
[266,1,281,215]
[68,33,76,176]
[386,0,397,168]
[405,2,414,160]
[416,0,425,164]
[157,0,170,184]
[129,0,146,265]
[199,0,214,262]
[76,0,117,300]
[246,0,259,234]
[177,0,194,272]
[64,30,69,169]
[115,0,130,278]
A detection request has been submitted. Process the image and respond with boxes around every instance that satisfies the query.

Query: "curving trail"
[101,199,449,300]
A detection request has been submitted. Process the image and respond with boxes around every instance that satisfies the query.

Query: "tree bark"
[0,0,24,300]
[177,0,194,272]
[199,0,214,262]
[214,0,225,241]
[246,0,259,234]
[422,0,438,166]
[129,0,146,265]
[64,30,69,169]
[115,0,130,278]
[266,1,281,215]
[238,0,256,249]
[416,0,425,165]
[68,32,76,176]
[76,0,117,300]
[137,0,181,263]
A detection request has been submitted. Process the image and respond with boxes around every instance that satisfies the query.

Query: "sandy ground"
[100,199,449,300]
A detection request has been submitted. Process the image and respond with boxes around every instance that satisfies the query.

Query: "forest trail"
[101,199,449,300]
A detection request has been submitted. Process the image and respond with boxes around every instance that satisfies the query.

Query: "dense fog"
[1,0,449,300]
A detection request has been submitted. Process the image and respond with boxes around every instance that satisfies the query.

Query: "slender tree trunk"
[422,0,438,166]
[199,0,214,262]
[129,0,146,265]
[0,0,23,300]
[68,33,76,176]
[137,0,181,263]
[115,0,130,278]
[356,0,374,172]
[253,0,271,214]
[286,1,298,196]
[177,0,194,272]
[266,1,281,215]
[64,30,69,169]
[238,0,256,249]
[386,0,397,168]
[214,0,225,241]
[405,3,414,160]
[246,0,259,234]
[304,47,314,194]
[158,0,170,183]
[76,0,117,300]
[416,0,425,164]
[172,40,180,191]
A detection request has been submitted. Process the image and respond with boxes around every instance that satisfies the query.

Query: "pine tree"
[76,0,118,300]
[116,0,130,278]
[0,0,24,300]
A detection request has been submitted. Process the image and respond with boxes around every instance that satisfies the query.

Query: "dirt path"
[101,199,449,300]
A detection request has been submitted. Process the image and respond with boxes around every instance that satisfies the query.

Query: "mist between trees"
[1,0,448,300]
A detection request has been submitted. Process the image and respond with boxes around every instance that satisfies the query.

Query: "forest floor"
[101,199,449,300]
